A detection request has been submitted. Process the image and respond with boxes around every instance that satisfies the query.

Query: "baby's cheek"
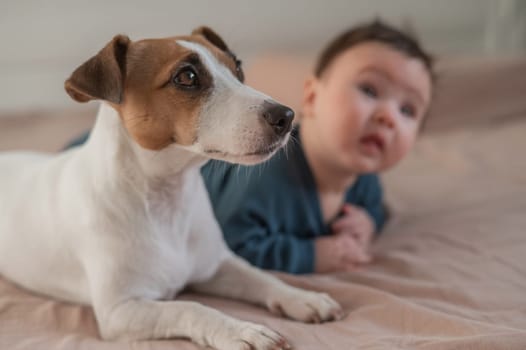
[394,130,417,160]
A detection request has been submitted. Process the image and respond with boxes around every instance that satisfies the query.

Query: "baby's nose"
[373,105,396,128]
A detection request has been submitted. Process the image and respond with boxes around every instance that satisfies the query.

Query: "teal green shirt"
[201,128,386,274]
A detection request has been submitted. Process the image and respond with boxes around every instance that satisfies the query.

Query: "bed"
[1,55,525,350]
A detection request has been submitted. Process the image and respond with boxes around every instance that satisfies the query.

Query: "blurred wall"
[0,0,523,113]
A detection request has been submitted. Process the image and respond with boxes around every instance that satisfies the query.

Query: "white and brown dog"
[0,27,343,349]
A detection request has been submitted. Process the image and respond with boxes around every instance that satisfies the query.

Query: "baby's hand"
[331,204,375,251]
[314,233,371,273]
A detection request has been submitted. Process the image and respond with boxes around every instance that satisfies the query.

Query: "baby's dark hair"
[314,19,434,79]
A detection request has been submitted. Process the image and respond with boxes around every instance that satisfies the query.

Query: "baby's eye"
[400,103,416,118]
[358,83,378,98]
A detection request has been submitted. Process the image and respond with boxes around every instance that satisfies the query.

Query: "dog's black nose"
[261,101,294,136]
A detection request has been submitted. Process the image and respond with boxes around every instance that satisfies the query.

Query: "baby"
[202,20,434,274]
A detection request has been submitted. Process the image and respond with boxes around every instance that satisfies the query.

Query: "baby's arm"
[223,216,316,274]
[356,174,387,234]
[316,175,386,272]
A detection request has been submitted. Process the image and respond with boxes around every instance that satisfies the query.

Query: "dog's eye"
[172,67,199,88]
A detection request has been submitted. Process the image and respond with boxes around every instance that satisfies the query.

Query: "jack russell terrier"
[0,27,344,349]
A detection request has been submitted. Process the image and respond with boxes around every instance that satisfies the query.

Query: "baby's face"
[304,42,432,173]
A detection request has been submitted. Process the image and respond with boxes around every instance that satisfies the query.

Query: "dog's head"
[65,27,294,165]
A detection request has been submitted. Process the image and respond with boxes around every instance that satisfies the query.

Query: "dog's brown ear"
[192,26,229,52]
[65,35,130,104]
[192,26,244,82]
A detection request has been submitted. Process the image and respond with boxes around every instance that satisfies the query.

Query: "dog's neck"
[85,103,208,186]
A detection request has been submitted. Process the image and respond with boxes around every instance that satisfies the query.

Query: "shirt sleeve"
[352,174,387,234]
[201,161,316,274]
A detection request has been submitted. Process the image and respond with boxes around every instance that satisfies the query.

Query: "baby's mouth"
[359,133,385,154]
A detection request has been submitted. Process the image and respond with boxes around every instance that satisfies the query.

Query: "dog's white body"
[0,103,224,304]
[0,29,342,350]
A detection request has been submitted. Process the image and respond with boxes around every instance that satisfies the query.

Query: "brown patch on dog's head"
[64,27,244,150]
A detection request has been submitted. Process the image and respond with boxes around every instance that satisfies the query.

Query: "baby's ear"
[64,35,130,104]
[302,76,318,118]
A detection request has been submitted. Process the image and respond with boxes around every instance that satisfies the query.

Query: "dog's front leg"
[95,298,291,350]
[190,255,345,323]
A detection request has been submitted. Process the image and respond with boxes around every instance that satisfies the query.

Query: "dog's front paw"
[210,320,291,350]
[266,287,345,323]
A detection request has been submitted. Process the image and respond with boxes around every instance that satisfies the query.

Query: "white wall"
[0,0,520,112]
